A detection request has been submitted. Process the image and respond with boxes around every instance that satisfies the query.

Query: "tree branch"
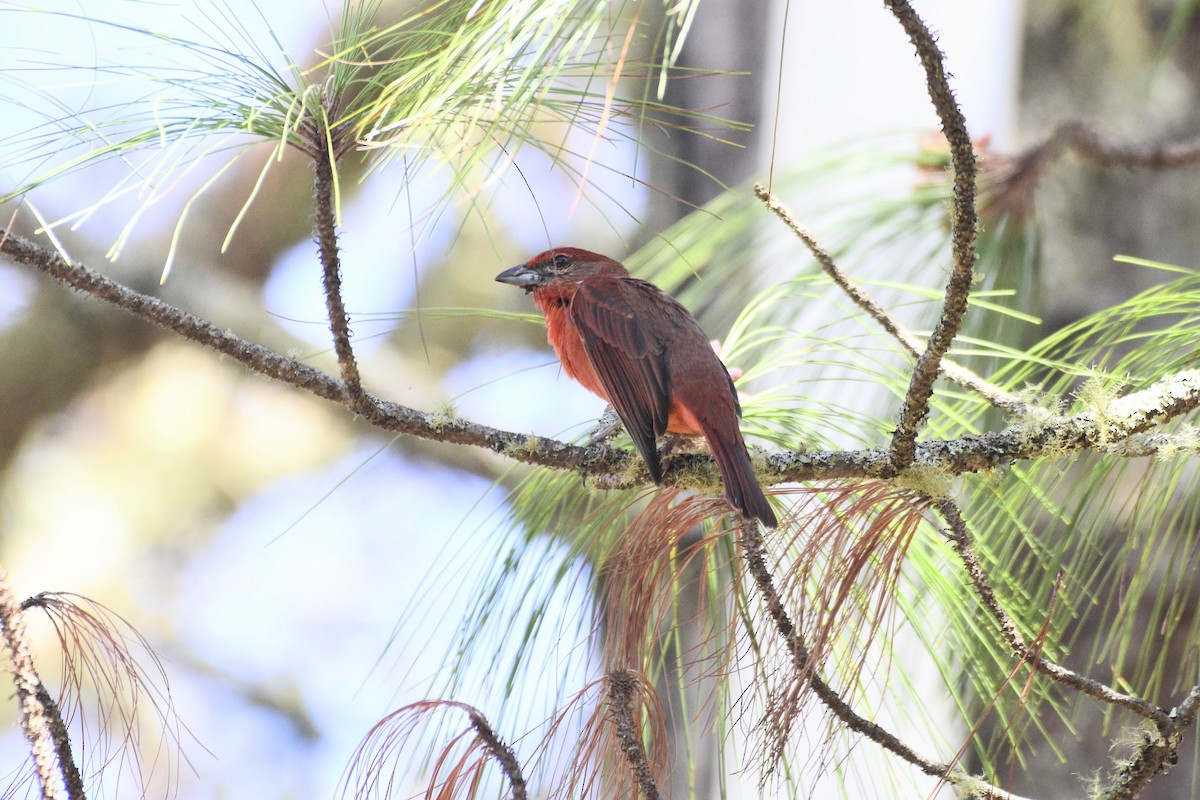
[0,571,70,800]
[0,230,623,472]
[753,368,1200,485]
[1099,724,1184,800]
[606,669,661,800]
[1095,686,1200,800]
[753,183,1028,415]
[35,684,85,800]
[4,229,1200,497]
[738,524,1030,799]
[1042,122,1200,171]
[983,122,1200,221]
[312,139,368,412]
[935,499,1172,727]
[882,0,979,471]
[936,498,1200,798]
[466,706,528,800]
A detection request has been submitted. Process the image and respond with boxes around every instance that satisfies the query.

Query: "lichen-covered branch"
[882,0,979,471]
[754,369,1200,485]
[4,230,1200,497]
[1097,684,1200,800]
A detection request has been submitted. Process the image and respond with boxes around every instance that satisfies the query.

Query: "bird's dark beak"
[495,264,544,289]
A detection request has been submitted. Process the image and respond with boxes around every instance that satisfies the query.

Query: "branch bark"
[312,140,368,411]
[606,669,661,800]
[882,0,979,471]
[466,707,527,800]
[738,523,1030,800]
[0,571,74,800]
[935,499,1172,727]
[4,229,1199,496]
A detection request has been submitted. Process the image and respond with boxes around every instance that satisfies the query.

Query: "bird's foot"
[658,432,702,458]
[585,405,624,447]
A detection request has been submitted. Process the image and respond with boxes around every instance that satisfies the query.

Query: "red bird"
[496,247,777,527]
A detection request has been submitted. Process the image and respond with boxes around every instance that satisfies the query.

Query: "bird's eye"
[553,253,571,270]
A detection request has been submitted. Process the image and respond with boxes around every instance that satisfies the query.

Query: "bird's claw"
[657,432,700,459]
[586,405,624,447]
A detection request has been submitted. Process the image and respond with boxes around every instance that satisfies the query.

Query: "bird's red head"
[495,247,629,293]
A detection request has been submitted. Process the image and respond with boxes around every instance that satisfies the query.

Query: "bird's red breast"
[531,280,708,437]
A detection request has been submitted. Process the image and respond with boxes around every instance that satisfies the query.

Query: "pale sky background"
[0,1,1023,797]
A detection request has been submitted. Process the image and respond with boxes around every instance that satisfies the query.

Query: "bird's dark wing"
[570,276,674,482]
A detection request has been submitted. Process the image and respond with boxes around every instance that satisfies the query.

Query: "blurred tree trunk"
[645,1,769,226]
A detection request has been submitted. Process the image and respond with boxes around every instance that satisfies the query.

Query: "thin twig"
[466,707,527,800]
[311,135,368,411]
[753,184,1028,415]
[0,571,66,799]
[4,232,1200,493]
[606,669,661,800]
[738,525,941,773]
[738,525,1030,799]
[35,684,85,800]
[935,499,1172,727]
[882,0,979,472]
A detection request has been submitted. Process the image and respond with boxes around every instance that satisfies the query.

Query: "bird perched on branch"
[496,247,777,528]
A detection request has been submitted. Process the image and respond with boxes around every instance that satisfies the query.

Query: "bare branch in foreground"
[0,572,69,800]
[882,0,980,471]
[36,683,86,800]
[22,591,192,798]
[753,184,1029,415]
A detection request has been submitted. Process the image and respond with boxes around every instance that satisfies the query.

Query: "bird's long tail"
[707,425,777,528]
